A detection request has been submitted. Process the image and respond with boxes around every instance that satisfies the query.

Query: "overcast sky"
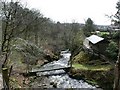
[23,0,118,25]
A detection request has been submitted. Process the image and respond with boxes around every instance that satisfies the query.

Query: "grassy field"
[72,63,113,71]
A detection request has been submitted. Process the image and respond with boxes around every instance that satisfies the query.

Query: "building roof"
[86,35,104,44]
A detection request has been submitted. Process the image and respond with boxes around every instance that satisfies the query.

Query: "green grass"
[72,63,113,71]
[97,31,109,36]
[99,32,109,35]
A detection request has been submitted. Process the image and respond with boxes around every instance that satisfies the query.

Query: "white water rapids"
[35,50,101,89]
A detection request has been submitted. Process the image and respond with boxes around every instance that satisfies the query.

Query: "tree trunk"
[114,60,120,90]
[35,32,38,46]
[2,66,9,89]
[24,30,28,40]
[114,31,120,90]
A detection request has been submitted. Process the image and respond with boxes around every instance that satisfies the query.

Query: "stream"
[32,50,101,89]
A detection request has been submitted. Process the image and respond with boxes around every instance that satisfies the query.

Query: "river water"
[34,50,100,89]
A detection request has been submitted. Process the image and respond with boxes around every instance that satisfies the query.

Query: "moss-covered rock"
[72,51,90,64]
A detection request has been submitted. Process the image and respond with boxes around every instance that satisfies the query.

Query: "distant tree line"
[0,0,87,66]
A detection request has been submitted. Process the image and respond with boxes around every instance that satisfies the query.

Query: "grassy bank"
[70,51,114,90]
[70,64,114,90]
[72,63,113,71]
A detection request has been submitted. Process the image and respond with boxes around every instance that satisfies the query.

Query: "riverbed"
[30,50,101,89]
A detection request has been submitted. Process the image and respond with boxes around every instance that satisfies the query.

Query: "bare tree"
[113,1,120,90]
[1,0,41,88]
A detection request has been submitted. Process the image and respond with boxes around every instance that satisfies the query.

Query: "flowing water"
[34,50,100,89]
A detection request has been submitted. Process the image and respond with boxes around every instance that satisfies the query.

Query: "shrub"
[106,41,118,61]
[12,38,45,65]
